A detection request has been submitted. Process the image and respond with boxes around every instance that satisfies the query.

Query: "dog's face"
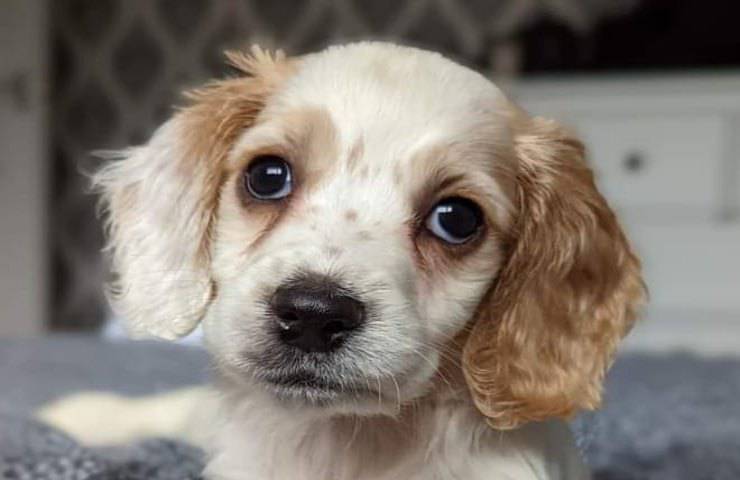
[96,43,645,428]
[205,47,515,413]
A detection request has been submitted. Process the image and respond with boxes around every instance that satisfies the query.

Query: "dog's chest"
[205,443,457,480]
[202,400,587,480]
[203,406,481,480]
[204,426,427,479]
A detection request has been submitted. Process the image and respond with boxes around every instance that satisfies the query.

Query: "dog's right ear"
[462,114,645,429]
[93,47,292,339]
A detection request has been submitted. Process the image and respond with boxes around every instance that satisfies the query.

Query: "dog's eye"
[425,197,482,244]
[244,155,293,200]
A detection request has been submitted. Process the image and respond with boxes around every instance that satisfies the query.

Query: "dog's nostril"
[321,318,351,341]
[278,310,299,323]
[271,277,365,353]
[279,327,302,343]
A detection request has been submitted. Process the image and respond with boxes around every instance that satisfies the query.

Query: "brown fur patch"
[230,106,340,191]
[183,47,294,162]
[345,209,358,222]
[178,47,295,256]
[295,108,340,187]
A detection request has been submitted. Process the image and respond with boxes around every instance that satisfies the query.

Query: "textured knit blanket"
[0,414,204,479]
[1,337,739,479]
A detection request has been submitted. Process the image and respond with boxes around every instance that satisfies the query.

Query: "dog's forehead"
[273,43,507,152]
[227,43,515,228]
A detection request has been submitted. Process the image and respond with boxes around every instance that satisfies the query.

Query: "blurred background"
[1,0,739,354]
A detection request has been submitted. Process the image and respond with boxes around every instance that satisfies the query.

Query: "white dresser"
[512,74,740,355]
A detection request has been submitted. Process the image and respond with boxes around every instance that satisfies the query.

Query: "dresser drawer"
[564,114,725,213]
[628,223,740,312]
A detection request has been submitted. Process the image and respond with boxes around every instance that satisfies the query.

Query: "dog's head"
[95,43,645,429]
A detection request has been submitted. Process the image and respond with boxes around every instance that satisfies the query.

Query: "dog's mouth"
[258,371,375,405]
[265,372,342,390]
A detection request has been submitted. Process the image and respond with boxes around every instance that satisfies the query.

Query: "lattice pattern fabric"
[50,0,635,329]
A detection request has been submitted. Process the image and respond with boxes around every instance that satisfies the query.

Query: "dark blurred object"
[522,0,740,73]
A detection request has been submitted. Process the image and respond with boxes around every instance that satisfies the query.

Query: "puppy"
[89,42,644,479]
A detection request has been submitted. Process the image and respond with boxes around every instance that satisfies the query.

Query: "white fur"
[93,121,214,339]
[206,387,589,480]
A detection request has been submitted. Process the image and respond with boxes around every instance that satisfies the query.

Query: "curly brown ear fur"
[463,115,646,429]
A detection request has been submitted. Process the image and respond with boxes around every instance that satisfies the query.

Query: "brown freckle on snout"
[345,209,358,222]
[357,230,372,241]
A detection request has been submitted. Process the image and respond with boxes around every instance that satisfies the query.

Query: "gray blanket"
[1,336,739,479]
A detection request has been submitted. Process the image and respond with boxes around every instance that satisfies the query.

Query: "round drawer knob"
[623,151,646,173]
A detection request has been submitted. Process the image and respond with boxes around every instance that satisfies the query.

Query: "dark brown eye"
[425,197,482,244]
[244,155,292,200]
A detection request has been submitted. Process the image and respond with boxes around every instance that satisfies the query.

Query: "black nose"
[271,278,365,353]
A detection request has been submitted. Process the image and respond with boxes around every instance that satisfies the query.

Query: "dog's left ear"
[463,114,646,429]
[93,47,291,339]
